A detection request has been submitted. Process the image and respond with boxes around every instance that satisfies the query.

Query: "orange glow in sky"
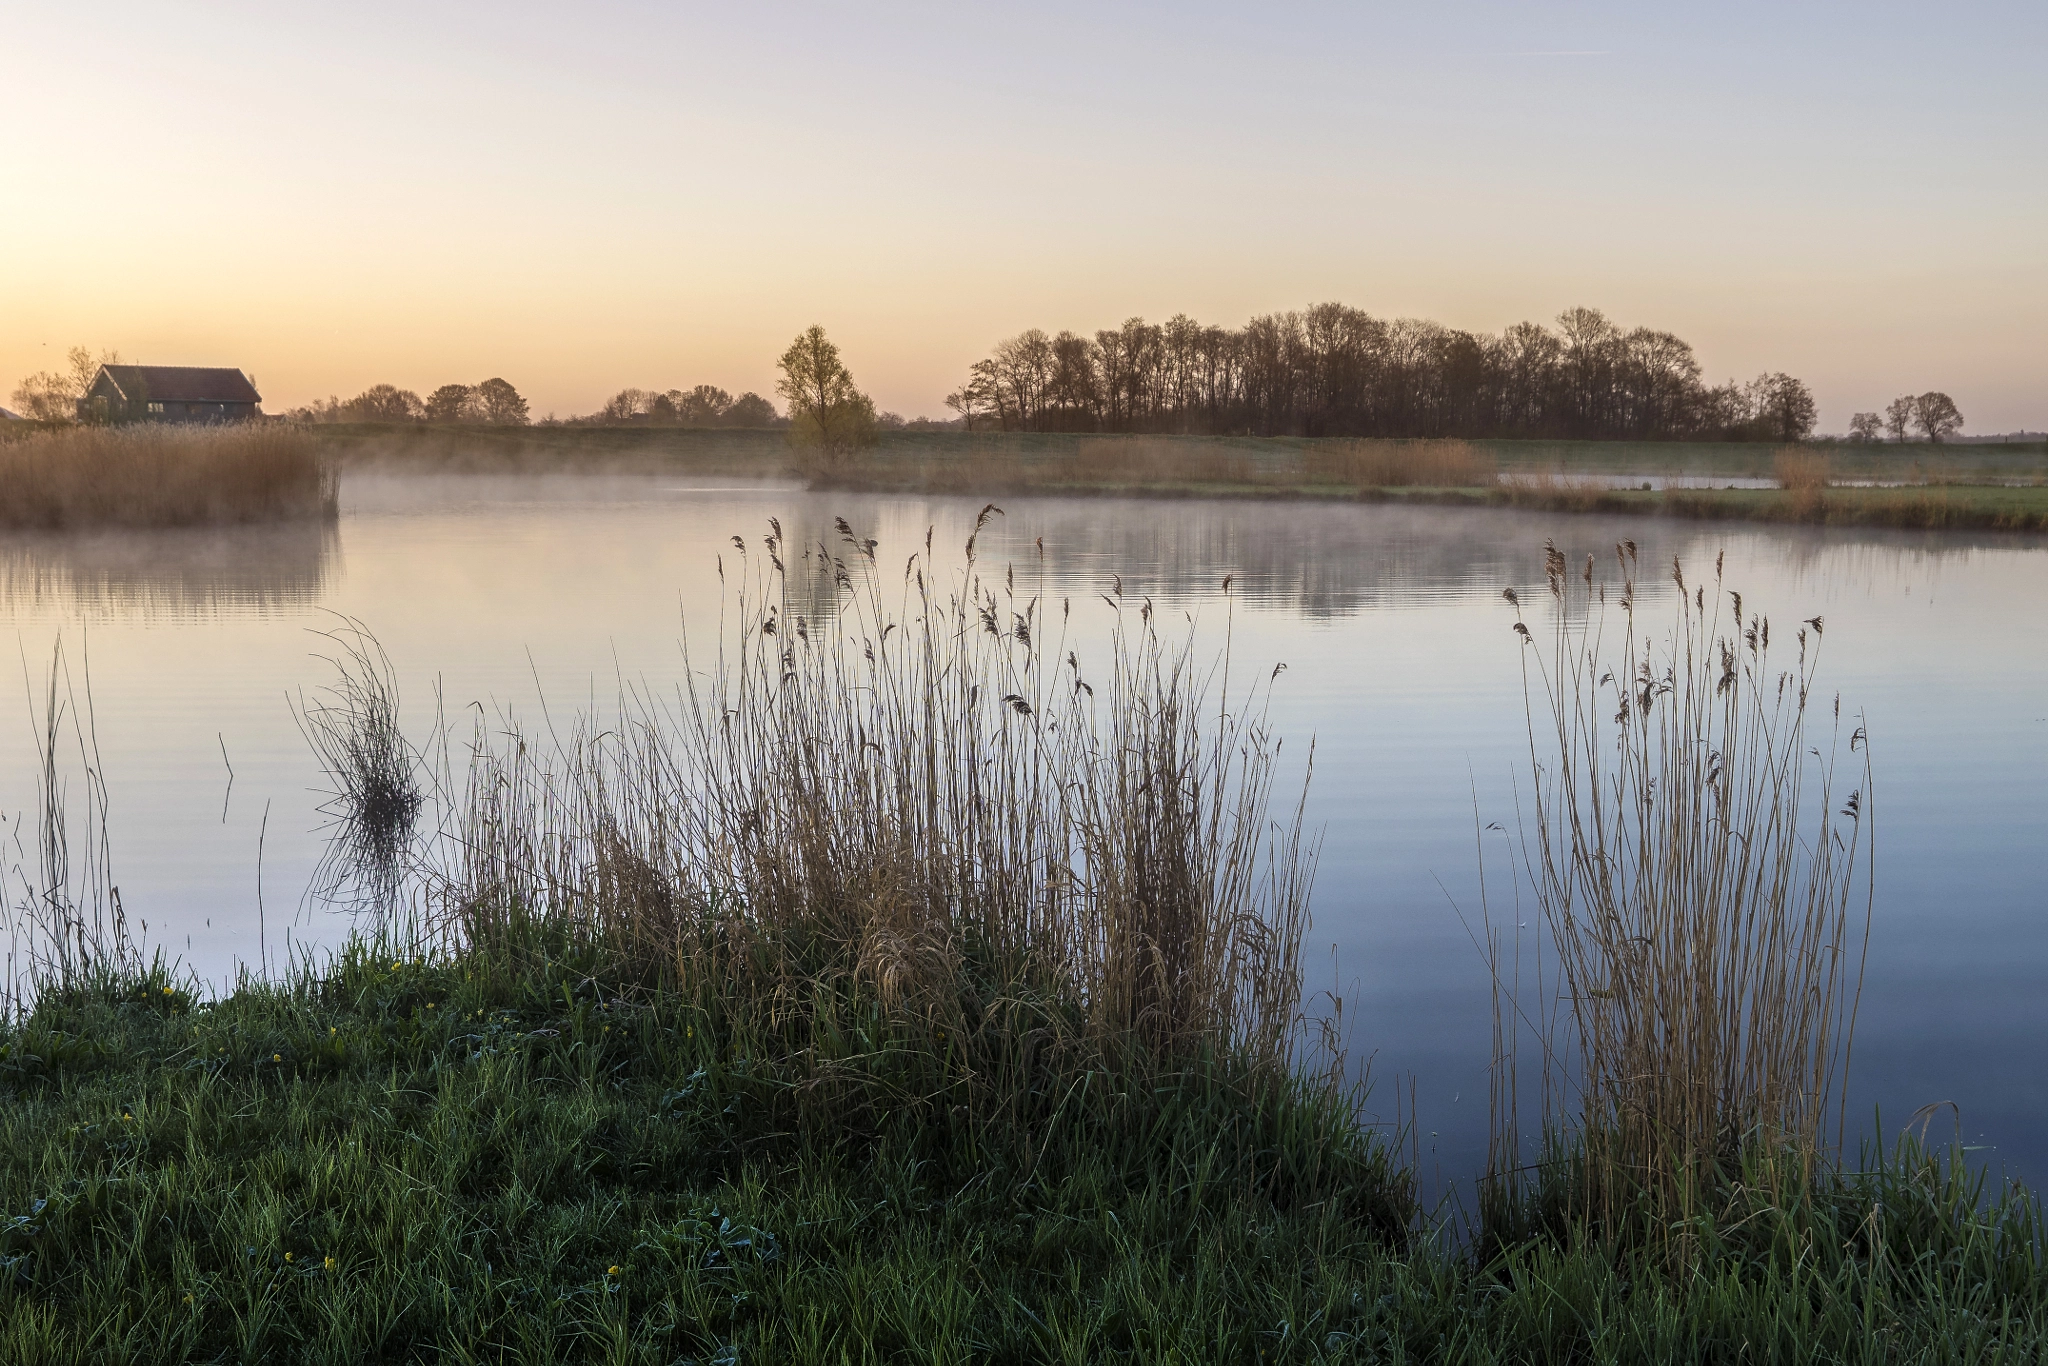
[4,2,2042,430]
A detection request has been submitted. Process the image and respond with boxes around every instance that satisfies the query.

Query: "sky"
[3,1,2043,430]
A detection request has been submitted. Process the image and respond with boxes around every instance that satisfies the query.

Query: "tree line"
[288,378,530,426]
[580,386,781,427]
[1846,393,1966,444]
[944,305,1833,442]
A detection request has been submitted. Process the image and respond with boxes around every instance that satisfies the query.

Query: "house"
[81,365,262,423]
[0,406,25,422]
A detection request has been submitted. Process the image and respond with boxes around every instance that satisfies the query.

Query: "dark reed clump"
[295,618,423,909]
[0,423,335,529]
[1490,540,1874,1261]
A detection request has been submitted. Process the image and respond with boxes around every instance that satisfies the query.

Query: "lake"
[3,471,2043,1191]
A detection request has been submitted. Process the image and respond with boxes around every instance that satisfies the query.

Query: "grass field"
[1,947,2040,1363]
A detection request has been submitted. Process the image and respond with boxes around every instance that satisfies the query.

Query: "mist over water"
[2,471,2043,1193]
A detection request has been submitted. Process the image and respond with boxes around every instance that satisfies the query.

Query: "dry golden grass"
[1305,438,1496,488]
[1773,446,1832,517]
[1493,542,1874,1258]
[424,508,1317,1123]
[1772,446,1832,493]
[0,423,334,529]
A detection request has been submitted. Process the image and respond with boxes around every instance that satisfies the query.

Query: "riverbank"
[307,426,2048,532]
[2,946,2040,1363]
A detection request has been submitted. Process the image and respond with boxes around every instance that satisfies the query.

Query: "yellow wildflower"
[284,1252,294,1263]
[607,1265,621,1276]
[324,1255,336,1272]
[272,1053,281,1062]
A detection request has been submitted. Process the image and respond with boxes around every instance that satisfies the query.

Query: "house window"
[148,402,164,413]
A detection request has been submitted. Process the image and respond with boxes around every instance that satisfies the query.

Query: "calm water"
[3,473,2044,1188]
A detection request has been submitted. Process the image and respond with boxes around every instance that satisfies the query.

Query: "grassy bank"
[0,425,334,530]
[3,947,2041,1362]
[304,425,2048,532]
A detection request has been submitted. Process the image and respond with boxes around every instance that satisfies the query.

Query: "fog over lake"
[4,473,2043,1190]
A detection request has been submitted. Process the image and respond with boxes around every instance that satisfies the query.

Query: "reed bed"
[420,508,1321,1142]
[1491,540,1874,1256]
[0,423,334,529]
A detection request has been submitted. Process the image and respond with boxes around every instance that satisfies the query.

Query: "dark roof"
[97,365,261,404]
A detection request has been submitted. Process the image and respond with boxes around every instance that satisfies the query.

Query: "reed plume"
[1492,540,1874,1253]
[425,511,1317,1134]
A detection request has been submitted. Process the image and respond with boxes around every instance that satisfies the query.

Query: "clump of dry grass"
[427,508,1316,1131]
[1305,438,1496,488]
[1497,468,1616,512]
[0,423,334,529]
[1492,541,1873,1256]
[1772,446,1832,493]
[1774,446,1832,517]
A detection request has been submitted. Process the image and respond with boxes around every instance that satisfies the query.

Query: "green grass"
[1,946,2041,1364]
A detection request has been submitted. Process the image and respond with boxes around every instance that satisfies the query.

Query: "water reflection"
[0,520,336,618]
[0,474,2041,1195]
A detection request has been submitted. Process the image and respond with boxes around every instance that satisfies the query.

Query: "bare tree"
[1884,395,1916,443]
[725,392,778,427]
[425,384,477,423]
[1747,372,1817,443]
[10,346,121,422]
[1912,391,1963,444]
[678,385,732,425]
[347,385,425,422]
[1847,412,1883,443]
[599,389,649,423]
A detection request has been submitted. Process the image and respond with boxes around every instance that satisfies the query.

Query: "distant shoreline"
[308,425,2048,533]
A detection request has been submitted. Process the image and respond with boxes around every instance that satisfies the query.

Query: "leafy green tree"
[776,326,876,462]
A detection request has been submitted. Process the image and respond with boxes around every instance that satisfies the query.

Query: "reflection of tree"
[931,497,2020,621]
[0,521,336,617]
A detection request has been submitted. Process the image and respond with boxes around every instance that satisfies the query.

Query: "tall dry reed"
[0,423,334,529]
[1774,446,1832,518]
[0,642,134,1009]
[424,509,1315,1122]
[1492,541,1873,1249]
